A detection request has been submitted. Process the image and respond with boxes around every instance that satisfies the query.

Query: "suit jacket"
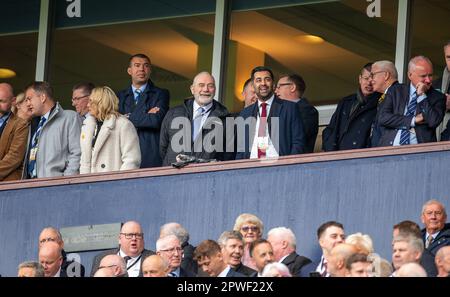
[118,80,170,168]
[378,83,446,146]
[296,98,318,153]
[322,92,380,151]
[80,115,141,173]
[90,248,155,277]
[226,268,246,277]
[160,98,233,166]
[235,96,306,159]
[233,262,256,276]
[0,113,29,181]
[281,252,312,276]
[421,223,450,256]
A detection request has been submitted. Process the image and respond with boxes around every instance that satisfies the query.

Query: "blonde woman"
[12,92,33,121]
[233,213,264,270]
[80,86,141,173]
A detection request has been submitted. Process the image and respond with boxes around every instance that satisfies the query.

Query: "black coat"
[181,242,198,274]
[322,92,380,151]
[281,252,312,276]
[421,223,450,256]
[377,83,446,146]
[233,262,256,276]
[296,98,318,153]
[160,98,233,166]
[90,248,155,277]
[117,80,170,168]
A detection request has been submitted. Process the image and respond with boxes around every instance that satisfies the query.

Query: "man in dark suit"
[39,226,85,277]
[276,74,318,153]
[0,83,29,181]
[267,227,312,276]
[90,221,155,277]
[157,235,196,277]
[378,56,446,146]
[194,239,245,277]
[160,72,233,166]
[235,66,306,159]
[218,230,256,276]
[421,200,450,256]
[117,53,170,168]
[322,63,381,151]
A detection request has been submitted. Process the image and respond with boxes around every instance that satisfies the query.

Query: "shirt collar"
[218,265,231,277]
[118,249,140,260]
[409,83,418,95]
[193,100,213,114]
[53,267,61,277]
[279,254,289,263]
[41,109,51,122]
[0,111,11,120]
[170,267,181,277]
[426,231,440,239]
[132,83,148,95]
[258,95,274,107]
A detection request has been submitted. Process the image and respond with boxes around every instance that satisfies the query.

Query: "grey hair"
[217,230,244,247]
[408,56,433,72]
[421,199,447,217]
[160,222,190,245]
[156,234,179,251]
[18,261,45,277]
[192,71,215,86]
[41,226,63,241]
[267,227,296,249]
[373,60,398,80]
[261,262,292,277]
[393,234,424,254]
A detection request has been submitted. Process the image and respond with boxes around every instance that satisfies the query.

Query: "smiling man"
[420,199,450,255]
[235,66,306,159]
[218,230,256,276]
[90,221,155,277]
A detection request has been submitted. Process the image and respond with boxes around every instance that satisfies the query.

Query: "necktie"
[258,102,268,158]
[321,260,328,277]
[168,272,177,277]
[192,107,204,140]
[378,93,386,104]
[425,235,433,249]
[28,117,47,178]
[134,89,142,105]
[399,92,418,145]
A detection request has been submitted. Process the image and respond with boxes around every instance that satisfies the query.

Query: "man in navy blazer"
[235,66,306,159]
[117,53,170,168]
[377,56,445,146]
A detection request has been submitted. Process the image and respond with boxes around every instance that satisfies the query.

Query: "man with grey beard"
[160,71,232,166]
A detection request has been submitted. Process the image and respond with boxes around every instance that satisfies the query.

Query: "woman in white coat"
[80,86,141,174]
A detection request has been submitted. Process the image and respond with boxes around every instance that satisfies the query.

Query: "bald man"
[435,246,450,277]
[90,221,155,277]
[39,241,64,277]
[160,71,232,166]
[142,255,170,277]
[95,255,127,277]
[0,83,29,181]
[327,243,358,277]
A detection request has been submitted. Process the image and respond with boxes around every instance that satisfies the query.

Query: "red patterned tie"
[258,102,268,158]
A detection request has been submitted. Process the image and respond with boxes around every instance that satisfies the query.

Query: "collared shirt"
[279,254,289,263]
[118,250,142,277]
[393,84,427,146]
[250,95,279,159]
[169,267,181,277]
[425,231,440,242]
[0,111,11,129]
[193,100,213,130]
[31,110,51,146]
[315,255,329,277]
[81,112,92,122]
[53,267,61,277]
[131,83,148,100]
[217,265,231,277]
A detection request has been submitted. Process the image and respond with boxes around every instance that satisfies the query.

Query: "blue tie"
[28,117,47,178]
[399,92,418,145]
[134,89,142,105]
[193,107,204,140]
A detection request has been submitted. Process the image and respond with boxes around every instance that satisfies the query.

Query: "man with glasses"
[156,235,196,277]
[38,241,65,277]
[420,199,450,256]
[322,63,380,151]
[71,82,94,121]
[377,56,446,146]
[90,220,155,277]
[94,255,127,277]
[276,74,318,153]
[235,66,306,159]
[38,226,85,277]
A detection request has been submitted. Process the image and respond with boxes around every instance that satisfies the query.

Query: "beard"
[194,93,214,106]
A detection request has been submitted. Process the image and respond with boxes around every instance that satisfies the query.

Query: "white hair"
[261,262,292,277]
[267,227,296,249]
[421,199,447,217]
[345,232,374,254]
[396,263,427,277]
[373,60,398,80]
[408,56,433,72]
[156,234,179,251]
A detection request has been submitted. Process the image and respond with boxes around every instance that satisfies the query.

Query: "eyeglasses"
[39,237,57,244]
[424,211,444,217]
[71,94,89,102]
[159,247,183,254]
[120,232,144,239]
[275,83,292,89]
[369,71,387,79]
[98,264,118,269]
[241,226,259,232]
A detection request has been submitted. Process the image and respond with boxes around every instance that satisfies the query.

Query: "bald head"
[0,83,14,116]
[39,227,63,248]
[328,243,358,277]
[435,246,450,277]
[98,255,127,277]
[142,255,170,277]
[396,262,427,277]
[39,241,63,277]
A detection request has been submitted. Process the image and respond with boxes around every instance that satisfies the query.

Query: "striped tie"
[192,107,204,140]
[399,92,418,145]
[135,89,142,105]
[28,117,47,178]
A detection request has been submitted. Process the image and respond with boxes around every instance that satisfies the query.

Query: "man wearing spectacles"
[71,82,94,122]
[420,199,450,256]
[38,226,85,277]
[275,74,318,153]
[156,235,196,277]
[377,56,446,147]
[94,255,127,277]
[90,221,155,277]
[322,63,381,151]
